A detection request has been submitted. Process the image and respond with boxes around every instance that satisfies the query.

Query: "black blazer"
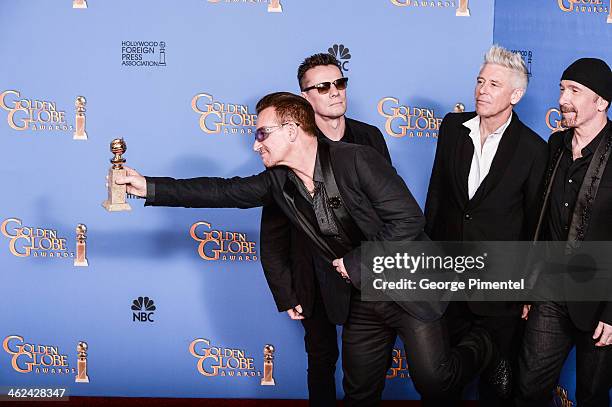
[146,139,443,323]
[424,111,548,315]
[259,117,391,320]
[534,122,612,330]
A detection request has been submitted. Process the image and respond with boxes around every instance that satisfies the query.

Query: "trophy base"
[75,377,89,383]
[73,4,87,9]
[260,379,275,386]
[608,16,612,23]
[74,259,89,267]
[456,9,470,16]
[102,200,132,212]
[267,5,282,12]
[73,131,88,141]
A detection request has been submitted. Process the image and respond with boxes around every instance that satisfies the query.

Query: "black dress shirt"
[546,123,609,241]
[286,150,353,255]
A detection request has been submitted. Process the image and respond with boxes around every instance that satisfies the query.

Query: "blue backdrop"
[0,0,609,403]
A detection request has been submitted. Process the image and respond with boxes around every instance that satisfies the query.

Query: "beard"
[560,104,578,128]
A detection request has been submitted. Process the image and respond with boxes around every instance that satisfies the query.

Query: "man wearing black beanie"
[517,57,612,407]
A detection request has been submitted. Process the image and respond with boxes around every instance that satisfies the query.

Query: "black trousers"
[517,302,612,407]
[300,283,339,407]
[445,301,524,406]
[341,296,493,407]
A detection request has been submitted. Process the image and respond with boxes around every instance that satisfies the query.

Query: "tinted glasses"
[301,77,349,95]
[254,122,299,142]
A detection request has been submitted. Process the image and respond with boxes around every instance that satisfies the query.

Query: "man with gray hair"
[425,44,548,405]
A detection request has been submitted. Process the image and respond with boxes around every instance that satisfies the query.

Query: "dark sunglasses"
[254,122,299,142]
[301,77,349,94]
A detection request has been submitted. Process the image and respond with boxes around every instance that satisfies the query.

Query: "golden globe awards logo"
[189,221,258,262]
[0,90,74,132]
[2,335,76,375]
[1,218,74,259]
[378,97,442,139]
[386,348,410,379]
[191,93,256,135]
[545,107,565,132]
[390,0,471,16]
[557,0,611,22]
[189,338,262,378]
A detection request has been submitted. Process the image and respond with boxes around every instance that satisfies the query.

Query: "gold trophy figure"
[73,0,88,9]
[456,0,470,16]
[268,0,282,13]
[102,138,132,212]
[75,341,90,383]
[607,0,611,24]
[260,344,276,386]
[73,96,87,141]
[453,103,465,113]
[74,224,89,267]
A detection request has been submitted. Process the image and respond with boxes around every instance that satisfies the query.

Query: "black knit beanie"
[561,58,612,103]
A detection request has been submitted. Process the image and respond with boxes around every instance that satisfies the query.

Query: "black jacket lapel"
[567,125,612,252]
[281,179,337,261]
[453,123,473,206]
[318,141,364,246]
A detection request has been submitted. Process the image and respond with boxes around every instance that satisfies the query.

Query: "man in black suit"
[424,45,548,405]
[259,53,391,406]
[118,92,497,406]
[517,58,612,407]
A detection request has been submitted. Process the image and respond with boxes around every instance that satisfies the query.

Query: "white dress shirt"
[463,113,513,200]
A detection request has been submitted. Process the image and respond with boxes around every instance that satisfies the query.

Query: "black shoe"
[484,356,513,399]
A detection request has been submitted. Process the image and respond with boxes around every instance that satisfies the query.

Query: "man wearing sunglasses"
[258,53,391,406]
[117,92,497,407]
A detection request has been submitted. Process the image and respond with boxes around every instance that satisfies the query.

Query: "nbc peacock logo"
[328,44,351,73]
[131,296,156,323]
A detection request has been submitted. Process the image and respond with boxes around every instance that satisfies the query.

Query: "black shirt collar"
[563,120,611,158]
[316,118,352,144]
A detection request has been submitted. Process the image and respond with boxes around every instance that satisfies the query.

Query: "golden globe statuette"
[75,341,90,383]
[74,224,89,267]
[73,96,87,141]
[456,0,470,16]
[260,344,276,386]
[73,0,88,9]
[453,103,465,113]
[102,138,132,212]
[268,0,282,13]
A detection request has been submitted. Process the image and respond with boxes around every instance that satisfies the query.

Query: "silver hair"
[482,45,529,90]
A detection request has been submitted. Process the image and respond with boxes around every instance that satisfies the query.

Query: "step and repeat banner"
[0,0,609,403]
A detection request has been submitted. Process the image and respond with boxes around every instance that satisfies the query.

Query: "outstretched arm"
[114,166,274,209]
